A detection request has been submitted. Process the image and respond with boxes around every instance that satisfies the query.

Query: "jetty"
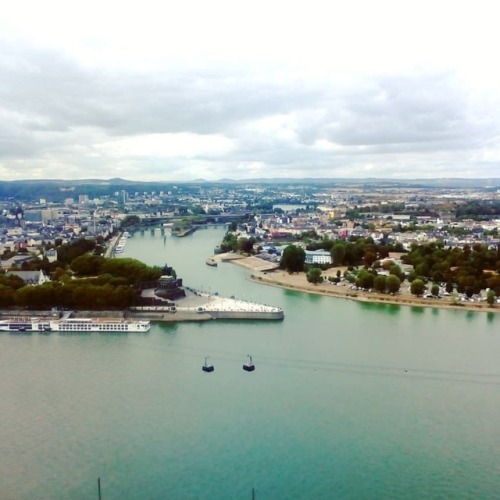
[131,287,284,322]
[173,226,197,237]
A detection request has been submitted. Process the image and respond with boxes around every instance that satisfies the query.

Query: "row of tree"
[278,245,405,294]
[279,237,500,300]
[0,280,137,310]
[0,238,164,310]
[280,237,405,272]
[401,242,500,296]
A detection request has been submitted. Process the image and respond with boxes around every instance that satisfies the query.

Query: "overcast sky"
[1,1,500,181]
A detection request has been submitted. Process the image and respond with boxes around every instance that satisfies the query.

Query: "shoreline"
[224,255,498,314]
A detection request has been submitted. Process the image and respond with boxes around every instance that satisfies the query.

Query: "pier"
[131,287,284,321]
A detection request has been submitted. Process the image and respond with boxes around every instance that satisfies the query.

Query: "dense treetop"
[0,237,163,310]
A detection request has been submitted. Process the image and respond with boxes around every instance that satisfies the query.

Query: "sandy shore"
[212,252,279,272]
[222,255,499,314]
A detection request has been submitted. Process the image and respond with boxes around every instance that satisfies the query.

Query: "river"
[1,226,500,499]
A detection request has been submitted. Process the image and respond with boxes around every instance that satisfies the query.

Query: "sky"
[1,0,500,182]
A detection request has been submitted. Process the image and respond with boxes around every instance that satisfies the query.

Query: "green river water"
[1,226,500,499]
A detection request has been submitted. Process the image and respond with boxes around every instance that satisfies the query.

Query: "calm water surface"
[1,226,500,499]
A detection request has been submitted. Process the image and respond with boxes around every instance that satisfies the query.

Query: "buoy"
[243,355,255,372]
[202,356,214,373]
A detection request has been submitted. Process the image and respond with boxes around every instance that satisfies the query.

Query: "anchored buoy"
[243,354,255,372]
[202,356,214,373]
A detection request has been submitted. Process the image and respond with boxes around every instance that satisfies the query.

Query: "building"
[305,249,332,266]
[1,255,38,270]
[5,270,51,285]
[44,248,58,263]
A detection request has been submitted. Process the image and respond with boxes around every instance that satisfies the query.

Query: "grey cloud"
[1,40,500,180]
[1,42,320,138]
[294,72,489,153]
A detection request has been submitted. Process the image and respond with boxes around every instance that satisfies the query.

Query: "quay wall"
[127,310,213,322]
[1,302,284,324]
[128,309,284,322]
[208,310,284,320]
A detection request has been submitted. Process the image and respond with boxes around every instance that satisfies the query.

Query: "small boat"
[202,356,214,373]
[243,355,255,372]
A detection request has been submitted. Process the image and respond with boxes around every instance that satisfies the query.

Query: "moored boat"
[0,317,51,333]
[50,317,150,332]
[0,316,150,333]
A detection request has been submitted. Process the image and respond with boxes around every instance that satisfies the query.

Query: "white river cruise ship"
[0,316,150,333]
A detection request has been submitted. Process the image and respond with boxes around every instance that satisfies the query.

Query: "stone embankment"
[130,287,284,322]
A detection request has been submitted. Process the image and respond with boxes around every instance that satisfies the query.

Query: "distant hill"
[0,177,498,202]
[217,177,500,189]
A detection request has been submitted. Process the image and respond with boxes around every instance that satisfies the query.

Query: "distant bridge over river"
[136,212,275,226]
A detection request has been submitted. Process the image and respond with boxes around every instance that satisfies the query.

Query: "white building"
[5,270,51,285]
[305,249,332,265]
[44,248,58,263]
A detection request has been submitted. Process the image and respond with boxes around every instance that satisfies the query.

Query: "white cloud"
[98,133,234,158]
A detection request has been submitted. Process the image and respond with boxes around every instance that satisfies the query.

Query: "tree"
[14,286,36,308]
[432,270,445,283]
[0,274,25,290]
[0,285,15,307]
[71,254,105,276]
[220,233,238,252]
[237,237,254,254]
[363,250,378,267]
[373,274,387,293]
[110,285,136,308]
[431,283,440,296]
[331,242,345,266]
[56,238,97,265]
[306,267,323,284]
[356,269,375,289]
[410,279,426,296]
[386,275,401,294]
[280,245,305,273]
[487,289,496,306]
[415,262,430,278]
[389,264,404,281]
[100,258,162,285]
[382,259,394,271]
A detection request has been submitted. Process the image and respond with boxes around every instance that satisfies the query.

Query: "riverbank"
[210,252,279,271]
[225,255,498,313]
